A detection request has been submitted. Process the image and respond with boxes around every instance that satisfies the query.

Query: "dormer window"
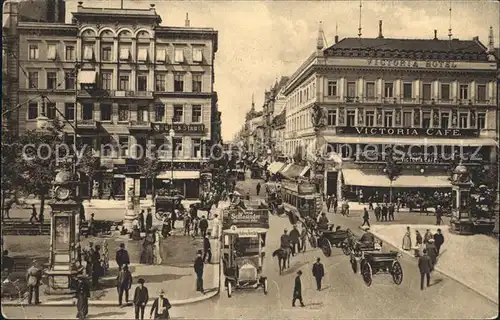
[137,48,149,62]
[119,47,130,61]
[174,48,184,63]
[83,45,94,61]
[156,49,166,62]
[193,47,203,62]
[47,44,57,60]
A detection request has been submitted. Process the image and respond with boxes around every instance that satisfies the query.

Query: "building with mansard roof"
[282,21,498,199]
[4,1,218,199]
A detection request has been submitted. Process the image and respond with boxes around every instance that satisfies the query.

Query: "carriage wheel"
[227,281,233,298]
[361,260,372,287]
[320,238,332,257]
[155,211,164,221]
[391,261,403,285]
[263,279,268,295]
[341,241,351,256]
[350,255,358,274]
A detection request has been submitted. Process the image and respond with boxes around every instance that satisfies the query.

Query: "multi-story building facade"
[283,23,498,198]
[9,2,218,199]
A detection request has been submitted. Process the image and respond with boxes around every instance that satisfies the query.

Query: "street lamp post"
[169,127,175,194]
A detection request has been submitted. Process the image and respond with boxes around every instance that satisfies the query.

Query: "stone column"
[123,176,137,231]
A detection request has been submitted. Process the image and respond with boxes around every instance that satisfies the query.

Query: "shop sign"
[337,126,479,138]
[223,208,269,229]
[298,184,315,195]
[367,59,458,69]
[152,123,206,134]
[356,150,484,164]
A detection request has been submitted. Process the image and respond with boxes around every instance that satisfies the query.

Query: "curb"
[360,226,499,305]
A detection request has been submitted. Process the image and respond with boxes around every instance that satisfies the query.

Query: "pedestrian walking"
[289,225,300,256]
[368,196,374,210]
[38,211,44,234]
[183,214,191,236]
[29,204,38,224]
[415,230,423,247]
[326,195,332,212]
[150,289,171,319]
[333,196,338,214]
[299,226,308,253]
[426,238,438,270]
[433,229,444,254]
[84,242,95,276]
[312,258,325,291]
[117,264,132,306]
[423,229,433,244]
[138,210,145,233]
[91,245,103,287]
[192,217,199,238]
[361,208,370,227]
[436,205,443,225]
[199,216,208,238]
[381,204,388,221]
[26,260,42,305]
[133,278,149,320]
[88,213,96,237]
[292,270,305,307]
[145,209,153,233]
[194,250,204,293]
[402,226,412,251]
[203,236,212,263]
[388,203,395,221]
[115,243,130,271]
[75,274,90,320]
[418,249,432,290]
[211,214,220,239]
[256,182,261,196]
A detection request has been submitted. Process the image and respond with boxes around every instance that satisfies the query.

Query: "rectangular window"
[192,74,202,93]
[137,106,149,122]
[422,111,431,128]
[440,112,450,128]
[65,45,75,61]
[327,110,337,126]
[156,49,166,62]
[366,82,375,99]
[118,105,129,122]
[441,84,450,101]
[174,48,184,63]
[46,103,56,119]
[83,45,94,60]
[64,103,75,121]
[476,85,487,102]
[192,105,202,123]
[173,105,183,123]
[365,111,375,126]
[384,82,394,98]
[28,71,38,89]
[403,111,412,127]
[82,104,93,120]
[65,71,75,89]
[47,44,57,60]
[174,74,184,92]
[119,75,129,91]
[173,137,183,158]
[28,103,38,119]
[100,137,112,157]
[459,84,469,100]
[100,104,112,121]
[47,72,57,89]
[384,111,393,127]
[403,83,412,100]
[119,47,130,61]
[192,138,201,158]
[422,83,432,100]
[192,48,203,62]
[459,113,468,128]
[119,136,129,157]
[29,44,39,60]
[137,75,147,91]
[155,74,166,91]
[477,112,486,129]
[101,46,112,61]
[346,110,356,126]
[137,48,148,62]
[327,81,337,96]
[155,104,165,122]
[101,72,112,90]
[347,82,356,98]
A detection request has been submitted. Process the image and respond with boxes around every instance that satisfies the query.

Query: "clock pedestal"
[123,174,141,232]
[46,170,84,294]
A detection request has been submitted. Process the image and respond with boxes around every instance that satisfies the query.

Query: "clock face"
[55,187,71,200]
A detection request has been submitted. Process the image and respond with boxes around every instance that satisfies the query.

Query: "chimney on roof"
[433,30,438,40]
[334,22,339,44]
[488,26,494,53]
[77,1,83,7]
[150,4,155,9]
[185,13,190,27]
[377,20,384,39]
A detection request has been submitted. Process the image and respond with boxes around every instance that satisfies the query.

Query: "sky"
[65,0,500,140]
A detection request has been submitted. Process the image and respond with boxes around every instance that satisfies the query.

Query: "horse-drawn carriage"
[221,206,270,297]
[154,193,185,221]
[316,226,353,257]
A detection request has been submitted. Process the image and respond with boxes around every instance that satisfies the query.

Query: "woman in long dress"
[154,230,163,265]
[140,231,155,264]
[402,226,412,251]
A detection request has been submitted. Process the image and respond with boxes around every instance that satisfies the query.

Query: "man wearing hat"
[193,250,205,292]
[150,289,171,319]
[289,225,300,256]
[203,235,212,264]
[433,229,444,254]
[418,249,433,290]
[312,257,325,291]
[133,278,149,320]
[423,229,433,244]
[292,270,305,307]
[425,238,438,270]
[280,229,291,252]
[116,264,132,306]
[26,260,42,305]
[199,216,209,239]
[75,274,90,320]
[115,243,130,271]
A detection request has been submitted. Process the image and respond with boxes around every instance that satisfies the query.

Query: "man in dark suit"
[115,243,130,271]
[388,203,395,221]
[433,229,444,254]
[381,205,388,221]
[312,258,325,291]
[149,289,171,319]
[199,216,209,238]
[146,209,153,233]
[374,204,381,221]
[203,236,212,263]
[418,249,433,290]
[133,278,149,320]
[117,264,132,306]
[361,208,370,227]
[26,260,42,304]
[194,250,204,292]
[292,270,305,307]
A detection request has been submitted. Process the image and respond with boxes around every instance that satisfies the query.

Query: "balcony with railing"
[78,89,154,99]
[76,119,100,129]
[128,120,152,131]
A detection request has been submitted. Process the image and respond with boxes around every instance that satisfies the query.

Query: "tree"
[77,144,99,202]
[139,155,160,199]
[1,130,23,216]
[383,147,401,203]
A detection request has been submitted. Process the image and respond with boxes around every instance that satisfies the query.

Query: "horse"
[272,246,292,275]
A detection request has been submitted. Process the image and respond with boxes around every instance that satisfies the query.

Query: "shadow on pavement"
[282,261,309,276]
[88,311,127,318]
[429,278,444,287]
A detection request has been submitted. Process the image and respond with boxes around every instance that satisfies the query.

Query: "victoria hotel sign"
[366,58,458,69]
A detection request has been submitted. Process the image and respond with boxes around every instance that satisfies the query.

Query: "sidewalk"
[367,224,499,304]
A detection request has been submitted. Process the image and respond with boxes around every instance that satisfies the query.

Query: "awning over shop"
[281,164,306,180]
[342,169,390,187]
[391,175,451,188]
[77,71,97,84]
[157,171,200,179]
[113,174,126,178]
[324,136,497,147]
[342,169,452,188]
[267,162,286,174]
